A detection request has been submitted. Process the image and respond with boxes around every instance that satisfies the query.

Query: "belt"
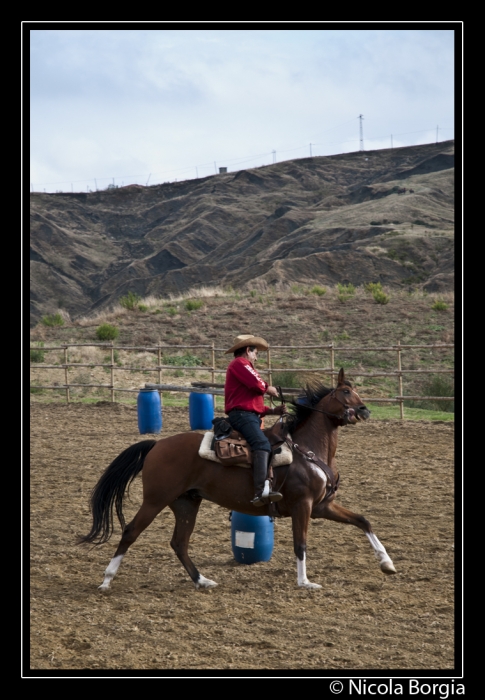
[228,409,261,416]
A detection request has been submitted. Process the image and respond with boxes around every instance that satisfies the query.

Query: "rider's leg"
[250,449,283,506]
[226,411,283,506]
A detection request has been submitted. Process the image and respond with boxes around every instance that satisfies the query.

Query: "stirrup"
[250,491,283,507]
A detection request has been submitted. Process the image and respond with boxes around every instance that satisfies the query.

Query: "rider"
[224,334,287,506]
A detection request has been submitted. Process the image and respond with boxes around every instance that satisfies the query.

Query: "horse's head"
[320,368,370,425]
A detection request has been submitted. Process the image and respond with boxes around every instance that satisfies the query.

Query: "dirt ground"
[28,402,456,675]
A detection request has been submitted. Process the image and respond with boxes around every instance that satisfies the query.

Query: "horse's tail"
[77,439,157,546]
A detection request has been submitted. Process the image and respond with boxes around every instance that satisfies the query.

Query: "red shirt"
[224,357,271,415]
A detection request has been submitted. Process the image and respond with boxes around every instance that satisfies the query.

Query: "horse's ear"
[337,368,345,384]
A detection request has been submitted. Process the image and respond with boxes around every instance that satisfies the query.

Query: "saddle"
[211,417,287,467]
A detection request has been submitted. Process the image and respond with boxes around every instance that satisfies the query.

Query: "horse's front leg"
[316,500,396,574]
[291,500,322,589]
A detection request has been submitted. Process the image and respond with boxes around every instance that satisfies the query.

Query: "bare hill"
[29,140,454,327]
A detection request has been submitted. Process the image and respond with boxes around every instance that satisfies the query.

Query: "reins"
[275,385,350,421]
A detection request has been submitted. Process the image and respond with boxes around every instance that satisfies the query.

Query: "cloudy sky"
[28,24,458,193]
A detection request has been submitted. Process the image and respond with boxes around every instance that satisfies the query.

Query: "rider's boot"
[250,450,283,507]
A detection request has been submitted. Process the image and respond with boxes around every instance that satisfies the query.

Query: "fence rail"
[30,340,454,418]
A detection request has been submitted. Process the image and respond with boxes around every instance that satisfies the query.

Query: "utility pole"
[359,114,364,151]
[196,167,199,179]
[391,135,393,149]
[272,150,276,164]
[146,174,151,186]
[436,125,439,143]
[94,179,98,191]
[309,143,313,157]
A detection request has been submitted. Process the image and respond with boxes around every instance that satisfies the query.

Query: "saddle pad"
[198,432,293,468]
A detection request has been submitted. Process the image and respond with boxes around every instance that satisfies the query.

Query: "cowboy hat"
[225,334,269,354]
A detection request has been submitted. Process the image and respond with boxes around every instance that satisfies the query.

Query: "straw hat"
[225,334,269,354]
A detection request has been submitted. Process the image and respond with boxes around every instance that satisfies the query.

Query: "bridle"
[287,387,359,421]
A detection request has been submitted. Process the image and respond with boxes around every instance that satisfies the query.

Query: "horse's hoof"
[299,582,322,590]
[195,575,218,590]
[381,561,397,575]
[98,583,111,592]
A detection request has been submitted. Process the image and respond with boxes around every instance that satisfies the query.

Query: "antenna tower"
[359,114,364,151]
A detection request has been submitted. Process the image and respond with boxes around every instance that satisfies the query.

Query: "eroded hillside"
[30,141,454,327]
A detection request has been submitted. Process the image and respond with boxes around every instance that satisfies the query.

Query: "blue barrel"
[189,392,214,430]
[231,511,274,564]
[137,389,162,434]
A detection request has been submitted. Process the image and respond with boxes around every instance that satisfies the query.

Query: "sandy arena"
[29,402,455,674]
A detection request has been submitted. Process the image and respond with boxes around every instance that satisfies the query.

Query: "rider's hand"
[266,385,279,397]
[273,404,288,415]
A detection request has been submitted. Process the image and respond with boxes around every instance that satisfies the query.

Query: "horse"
[78,368,396,591]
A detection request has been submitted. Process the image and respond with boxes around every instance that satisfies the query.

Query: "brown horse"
[78,368,396,591]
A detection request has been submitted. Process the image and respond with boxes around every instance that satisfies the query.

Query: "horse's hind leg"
[169,492,217,590]
[99,502,163,591]
[318,500,396,574]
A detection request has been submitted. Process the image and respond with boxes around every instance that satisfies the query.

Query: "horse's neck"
[303,414,339,465]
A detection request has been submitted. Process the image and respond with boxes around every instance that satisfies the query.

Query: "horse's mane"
[283,380,352,432]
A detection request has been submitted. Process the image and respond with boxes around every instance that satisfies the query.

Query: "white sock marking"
[195,574,218,590]
[297,553,322,589]
[365,532,396,571]
[98,553,124,590]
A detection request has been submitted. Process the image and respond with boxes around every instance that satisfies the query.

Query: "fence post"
[64,345,70,404]
[397,340,404,419]
[330,343,335,387]
[110,343,115,402]
[267,344,272,388]
[158,342,163,406]
[211,343,216,409]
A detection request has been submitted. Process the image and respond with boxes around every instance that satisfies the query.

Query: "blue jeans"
[227,410,271,453]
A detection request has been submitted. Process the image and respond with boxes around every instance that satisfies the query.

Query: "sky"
[27,24,458,193]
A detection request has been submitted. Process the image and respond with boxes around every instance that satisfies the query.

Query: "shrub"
[41,312,64,327]
[119,291,141,310]
[138,304,148,312]
[432,300,448,311]
[185,299,203,311]
[167,307,178,316]
[30,342,45,363]
[164,352,203,366]
[103,350,122,370]
[310,285,327,296]
[405,375,454,413]
[373,289,390,305]
[96,323,119,341]
[271,371,303,390]
[337,283,355,303]
[364,282,383,294]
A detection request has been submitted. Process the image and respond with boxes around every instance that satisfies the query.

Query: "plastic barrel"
[137,389,162,434]
[231,511,274,564]
[189,392,214,430]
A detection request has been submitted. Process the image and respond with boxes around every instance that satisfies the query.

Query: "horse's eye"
[343,389,350,394]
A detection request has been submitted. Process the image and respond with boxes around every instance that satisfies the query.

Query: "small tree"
[96,324,119,341]
[119,291,142,310]
[30,342,45,363]
[373,289,390,305]
[41,312,64,327]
